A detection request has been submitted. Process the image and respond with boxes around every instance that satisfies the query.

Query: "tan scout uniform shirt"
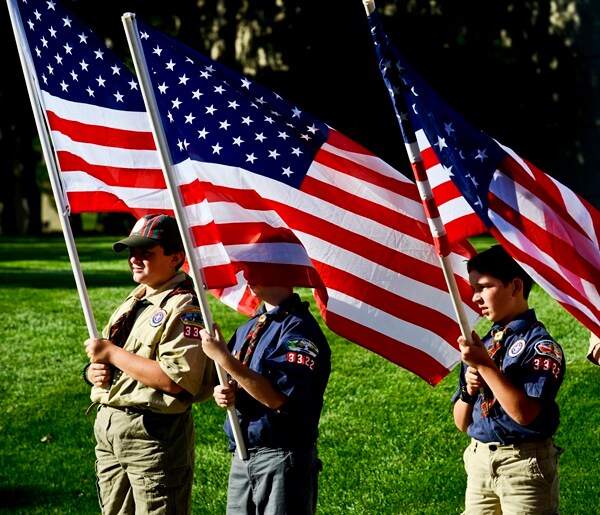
[91,272,215,413]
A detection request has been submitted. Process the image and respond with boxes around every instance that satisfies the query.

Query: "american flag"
[367,8,600,338]
[11,0,168,215]
[130,17,480,384]
[10,0,258,315]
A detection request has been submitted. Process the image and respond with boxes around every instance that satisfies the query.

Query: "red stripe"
[47,110,157,150]
[57,151,166,188]
[431,180,466,207]
[200,260,322,290]
[502,156,595,241]
[65,192,135,214]
[444,213,489,242]
[314,147,420,202]
[192,221,302,246]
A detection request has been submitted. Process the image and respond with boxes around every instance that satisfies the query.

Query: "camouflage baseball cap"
[113,214,183,252]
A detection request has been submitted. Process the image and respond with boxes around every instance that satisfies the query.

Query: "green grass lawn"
[0,235,598,514]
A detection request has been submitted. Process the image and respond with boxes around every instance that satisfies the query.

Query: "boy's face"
[128,245,183,289]
[469,270,520,325]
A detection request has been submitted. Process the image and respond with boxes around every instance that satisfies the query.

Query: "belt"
[100,404,187,417]
[472,437,553,452]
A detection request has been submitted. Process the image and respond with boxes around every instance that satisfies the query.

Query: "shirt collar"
[491,308,537,339]
[127,272,188,306]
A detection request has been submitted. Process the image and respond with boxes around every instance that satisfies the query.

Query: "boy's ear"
[513,277,523,295]
[171,250,185,267]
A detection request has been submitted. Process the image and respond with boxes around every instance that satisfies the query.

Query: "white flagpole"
[363,0,473,343]
[6,0,99,339]
[121,12,248,460]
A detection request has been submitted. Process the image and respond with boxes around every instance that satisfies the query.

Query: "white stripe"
[51,130,161,169]
[192,241,311,270]
[223,242,313,266]
[61,173,171,208]
[437,196,479,224]
[42,91,152,132]
[217,272,251,309]
[322,137,413,183]
[308,161,427,222]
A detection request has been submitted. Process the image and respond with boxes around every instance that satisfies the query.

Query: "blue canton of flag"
[18,0,144,111]
[137,18,328,190]
[11,0,262,316]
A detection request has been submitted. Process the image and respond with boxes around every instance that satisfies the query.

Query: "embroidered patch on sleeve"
[181,311,204,340]
[284,338,319,371]
[284,338,319,358]
[534,340,564,364]
[531,340,563,380]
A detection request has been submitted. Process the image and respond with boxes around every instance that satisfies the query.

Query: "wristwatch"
[459,386,478,405]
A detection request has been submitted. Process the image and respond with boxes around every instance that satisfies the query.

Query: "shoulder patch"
[534,340,564,364]
[508,339,526,358]
[180,311,204,326]
[181,311,204,340]
[284,338,319,358]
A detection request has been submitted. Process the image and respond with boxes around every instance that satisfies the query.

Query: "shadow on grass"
[0,485,93,512]
[0,485,89,510]
[0,236,122,263]
[0,268,132,288]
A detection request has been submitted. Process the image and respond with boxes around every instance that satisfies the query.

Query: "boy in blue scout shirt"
[452,244,565,515]
[83,214,215,515]
[200,283,331,515]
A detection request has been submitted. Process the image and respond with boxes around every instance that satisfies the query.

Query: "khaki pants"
[462,438,561,515]
[94,405,195,515]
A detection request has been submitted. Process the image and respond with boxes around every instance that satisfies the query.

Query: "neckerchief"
[480,326,511,417]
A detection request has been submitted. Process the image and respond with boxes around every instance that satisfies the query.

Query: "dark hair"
[467,245,533,299]
[161,242,185,270]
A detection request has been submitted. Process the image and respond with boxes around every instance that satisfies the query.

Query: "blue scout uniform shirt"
[452,309,565,444]
[223,293,331,452]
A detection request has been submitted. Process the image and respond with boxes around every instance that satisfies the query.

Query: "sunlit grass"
[0,235,598,514]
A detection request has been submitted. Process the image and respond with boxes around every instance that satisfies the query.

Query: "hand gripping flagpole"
[6,0,99,340]
[122,13,247,460]
[363,0,473,345]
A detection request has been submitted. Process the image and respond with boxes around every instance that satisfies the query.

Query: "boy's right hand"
[213,380,236,408]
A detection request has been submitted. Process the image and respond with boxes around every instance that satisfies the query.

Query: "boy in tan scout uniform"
[83,214,215,515]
